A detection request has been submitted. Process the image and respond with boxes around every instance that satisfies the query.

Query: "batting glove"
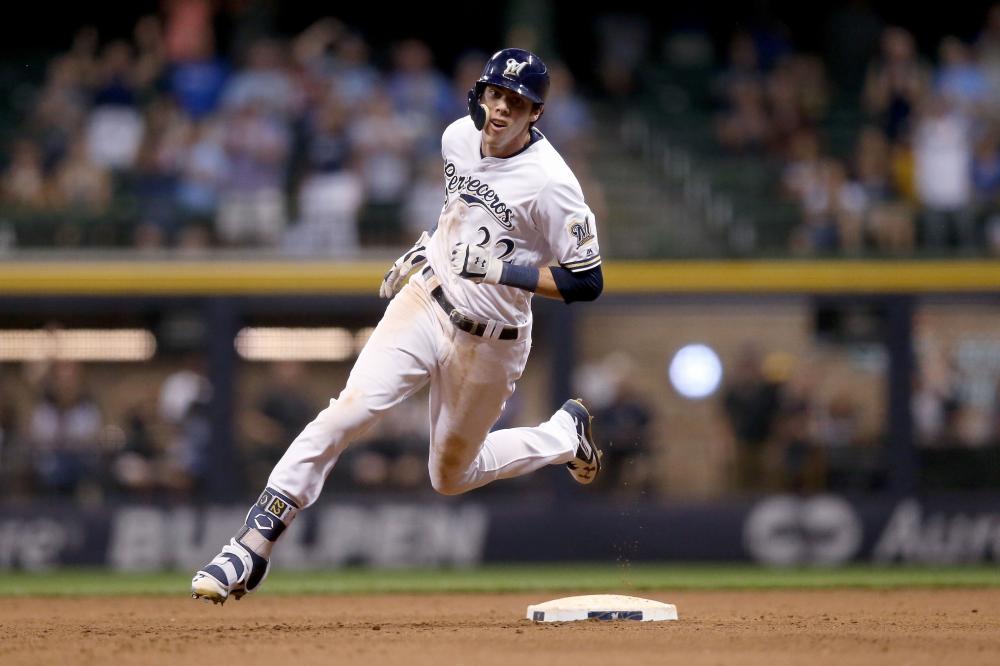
[380,231,431,299]
[450,242,503,284]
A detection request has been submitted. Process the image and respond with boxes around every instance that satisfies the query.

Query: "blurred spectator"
[158,362,213,493]
[595,13,649,98]
[49,133,112,221]
[770,376,824,493]
[714,32,770,153]
[29,55,89,170]
[221,38,300,120]
[165,0,228,119]
[325,31,380,108]
[936,36,989,117]
[109,397,166,499]
[175,118,227,242]
[781,128,824,201]
[131,98,189,247]
[386,39,452,157]
[241,361,317,489]
[721,344,782,491]
[2,139,50,209]
[912,95,976,250]
[573,352,655,494]
[716,77,771,153]
[26,361,104,498]
[913,361,962,448]
[789,158,868,254]
[402,157,446,238]
[164,0,215,63]
[449,50,489,120]
[341,397,428,492]
[593,381,655,495]
[854,126,893,203]
[812,390,880,489]
[285,94,363,255]
[713,30,764,102]
[85,41,145,171]
[0,367,26,497]
[976,3,1000,123]
[765,55,827,154]
[351,86,415,245]
[851,125,917,252]
[864,26,930,141]
[215,103,290,246]
[290,17,345,77]
[536,62,593,157]
[971,128,1000,210]
[132,15,166,96]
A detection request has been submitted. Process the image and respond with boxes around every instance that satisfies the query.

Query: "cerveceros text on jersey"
[443,161,514,229]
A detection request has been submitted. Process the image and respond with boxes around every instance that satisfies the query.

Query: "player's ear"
[531,104,544,123]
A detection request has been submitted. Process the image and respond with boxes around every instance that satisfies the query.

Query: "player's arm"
[380,231,431,299]
[538,265,603,302]
[450,243,603,303]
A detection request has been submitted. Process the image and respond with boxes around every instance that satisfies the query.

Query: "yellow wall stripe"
[0,260,998,295]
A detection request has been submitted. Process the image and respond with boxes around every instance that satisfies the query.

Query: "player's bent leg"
[432,398,602,493]
[191,487,299,605]
[191,391,392,605]
[427,436,481,496]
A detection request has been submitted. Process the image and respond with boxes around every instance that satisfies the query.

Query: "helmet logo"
[503,58,528,79]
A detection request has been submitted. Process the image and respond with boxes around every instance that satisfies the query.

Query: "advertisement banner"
[1,495,998,570]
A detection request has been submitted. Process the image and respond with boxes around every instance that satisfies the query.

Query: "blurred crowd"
[710,4,1000,256]
[0,356,428,503]
[0,8,593,252]
[4,335,999,503]
[719,343,884,494]
[718,337,1000,494]
[0,353,655,504]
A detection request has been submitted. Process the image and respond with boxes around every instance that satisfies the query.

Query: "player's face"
[480,85,542,158]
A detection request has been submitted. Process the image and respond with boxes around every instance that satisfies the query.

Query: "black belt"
[422,267,520,341]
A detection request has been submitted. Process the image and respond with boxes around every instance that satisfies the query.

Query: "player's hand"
[450,242,502,284]
[380,231,431,299]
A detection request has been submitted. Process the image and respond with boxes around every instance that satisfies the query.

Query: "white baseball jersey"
[267,115,595,508]
[426,117,601,326]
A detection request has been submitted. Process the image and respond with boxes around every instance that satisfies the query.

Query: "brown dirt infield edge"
[1,589,998,666]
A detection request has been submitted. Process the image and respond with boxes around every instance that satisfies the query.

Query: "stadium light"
[235,327,357,361]
[668,343,723,399]
[0,329,156,361]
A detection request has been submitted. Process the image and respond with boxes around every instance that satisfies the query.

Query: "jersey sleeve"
[534,175,601,273]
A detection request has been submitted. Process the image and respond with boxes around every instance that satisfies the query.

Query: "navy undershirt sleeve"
[551,264,603,303]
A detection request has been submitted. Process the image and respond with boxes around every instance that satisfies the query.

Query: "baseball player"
[192,48,604,604]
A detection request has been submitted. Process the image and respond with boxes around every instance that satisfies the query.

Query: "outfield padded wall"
[1,261,999,295]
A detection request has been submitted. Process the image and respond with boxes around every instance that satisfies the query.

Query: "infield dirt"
[1,589,997,665]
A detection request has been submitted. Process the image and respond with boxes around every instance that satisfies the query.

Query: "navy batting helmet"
[468,48,549,129]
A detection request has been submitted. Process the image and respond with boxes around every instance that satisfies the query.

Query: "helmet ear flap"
[468,88,488,130]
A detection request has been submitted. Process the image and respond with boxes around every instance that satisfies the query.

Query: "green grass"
[1,564,999,597]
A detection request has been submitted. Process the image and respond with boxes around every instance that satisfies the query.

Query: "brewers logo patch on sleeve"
[568,216,595,248]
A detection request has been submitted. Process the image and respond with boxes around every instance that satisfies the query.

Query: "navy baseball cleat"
[191,536,268,605]
[191,486,299,605]
[561,398,602,484]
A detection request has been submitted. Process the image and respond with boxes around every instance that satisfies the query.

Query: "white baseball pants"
[267,274,579,507]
